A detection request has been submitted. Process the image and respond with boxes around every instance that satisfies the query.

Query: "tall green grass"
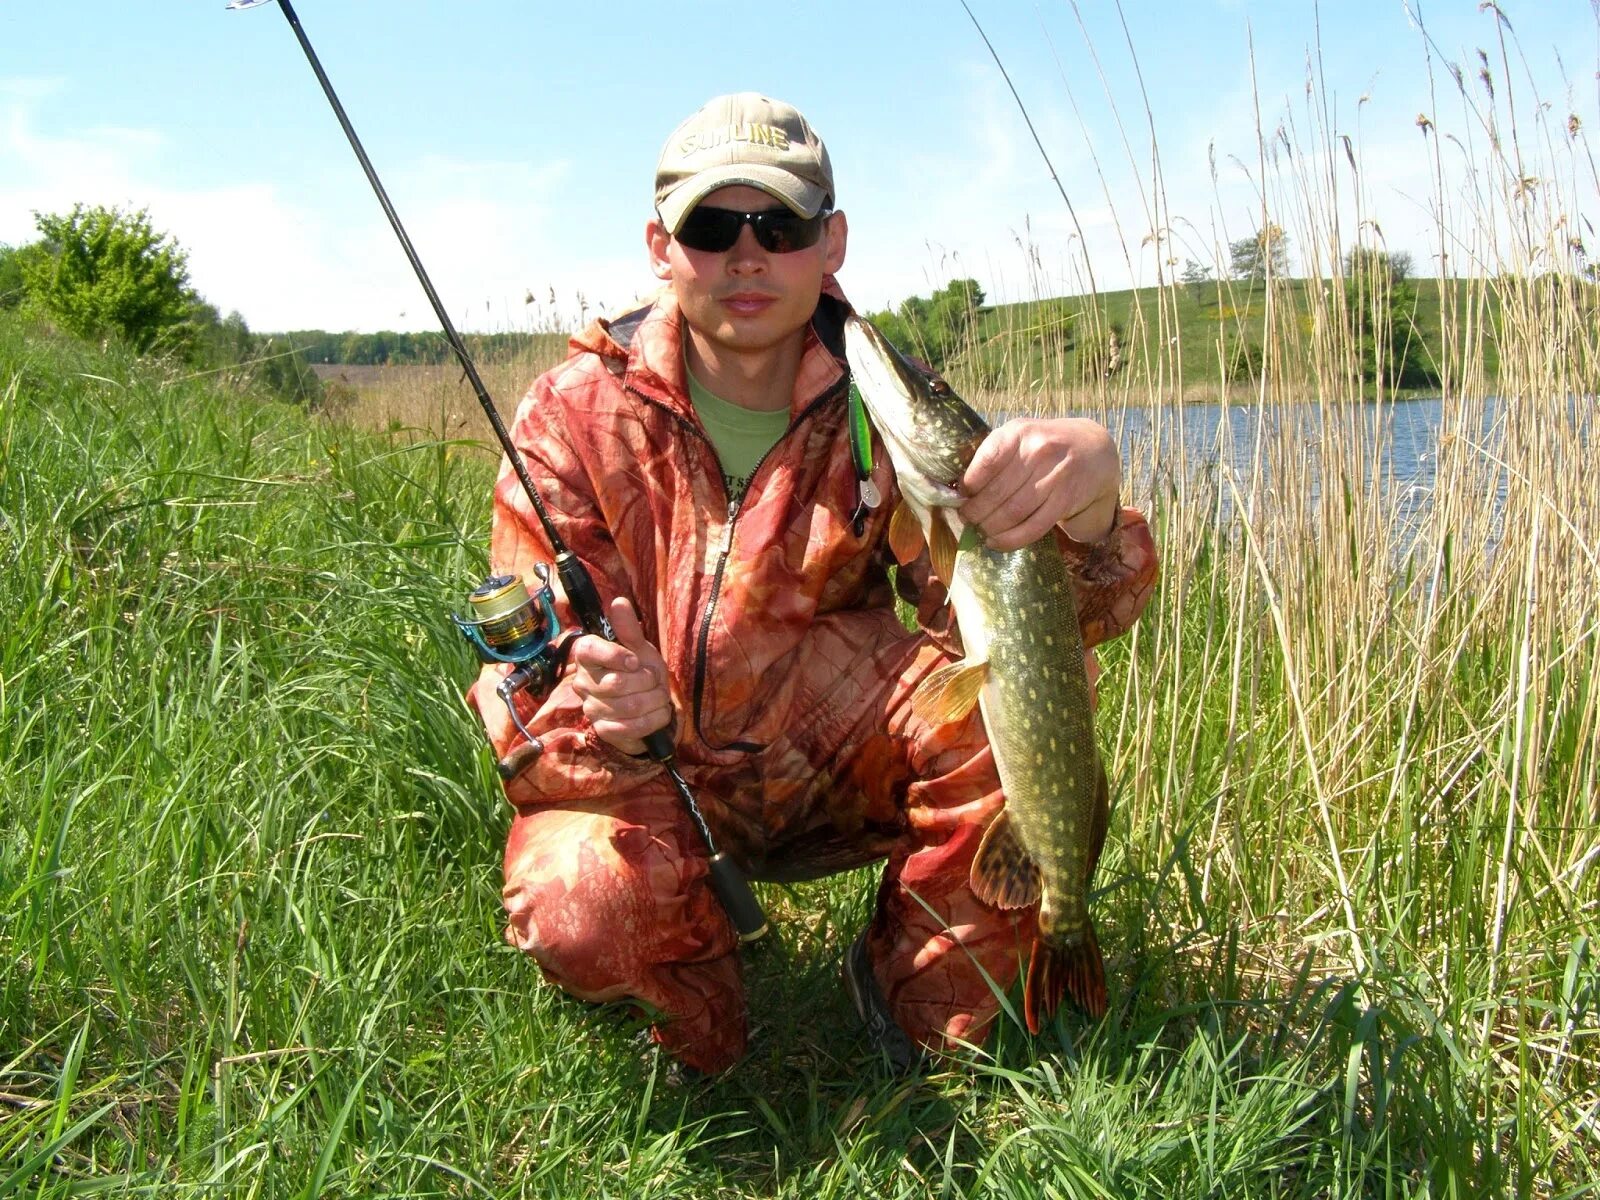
[5,7,1599,1196]
[1,310,1593,1193]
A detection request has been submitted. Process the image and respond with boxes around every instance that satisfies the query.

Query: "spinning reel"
[453,564,573,762]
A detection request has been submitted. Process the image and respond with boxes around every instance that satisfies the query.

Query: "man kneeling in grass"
[468,92,1157,1075]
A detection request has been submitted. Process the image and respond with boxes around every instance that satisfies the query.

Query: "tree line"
[1,203,1467,399]
[280,328,548,367]
[1,204,568,397]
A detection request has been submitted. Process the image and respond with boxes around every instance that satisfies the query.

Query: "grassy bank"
[2,281,1595,1197]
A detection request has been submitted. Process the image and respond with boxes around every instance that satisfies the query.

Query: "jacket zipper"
[627,376,850,753]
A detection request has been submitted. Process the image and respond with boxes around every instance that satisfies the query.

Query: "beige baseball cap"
[654,93,835,234]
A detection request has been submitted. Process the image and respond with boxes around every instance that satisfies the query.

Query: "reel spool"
[457,568,559,664]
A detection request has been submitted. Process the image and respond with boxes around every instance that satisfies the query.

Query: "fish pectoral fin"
[888,501,927,565]
[968,809,1043,909]
[910,656,988,727]
[929,509,960,584]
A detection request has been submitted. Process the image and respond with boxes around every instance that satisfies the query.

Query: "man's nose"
[726,225,767,270]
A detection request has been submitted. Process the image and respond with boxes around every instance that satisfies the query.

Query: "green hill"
[891,275,1529,400]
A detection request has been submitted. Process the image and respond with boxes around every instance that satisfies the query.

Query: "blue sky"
[2,2,1594,333]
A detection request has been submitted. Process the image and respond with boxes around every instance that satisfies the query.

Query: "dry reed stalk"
[315,346,569,450]
[964,2,1596,1157]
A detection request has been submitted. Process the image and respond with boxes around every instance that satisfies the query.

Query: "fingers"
[961,463,1044,544]
[569,596,673,755]
[570,631,639,678]
[958,421,1056,549]
[569,597,664,681]
[588,701,674,757]
[958,417,1120,550]
[571,635,661,699]
[959,422,1018,501]
[982,489,1071,550]
[572,635,673,754]
[607,595,652,658]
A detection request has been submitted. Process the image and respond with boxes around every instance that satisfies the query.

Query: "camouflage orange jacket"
[467,280,1158,810]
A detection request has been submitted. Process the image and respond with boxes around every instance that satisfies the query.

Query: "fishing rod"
[228,0,768,943]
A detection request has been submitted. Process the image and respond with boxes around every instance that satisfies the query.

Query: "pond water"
[989,396,1499,540]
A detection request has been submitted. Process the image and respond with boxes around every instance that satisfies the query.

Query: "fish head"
[843,314,990,514]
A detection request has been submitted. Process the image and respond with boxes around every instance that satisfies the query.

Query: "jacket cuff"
[579,721,667,773]
[1056,508,1120,563]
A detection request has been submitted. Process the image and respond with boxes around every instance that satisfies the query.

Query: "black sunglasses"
[673,205,832,254]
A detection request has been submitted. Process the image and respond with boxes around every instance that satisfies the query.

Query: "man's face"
[647,183,848,359]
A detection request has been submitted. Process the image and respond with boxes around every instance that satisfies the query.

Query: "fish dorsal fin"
[910,656,988,726]
[888,501,926,565]
[969,809,1043,909]
[929,510,960,583]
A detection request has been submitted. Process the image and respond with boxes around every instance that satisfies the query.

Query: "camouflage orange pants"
[500,607,1104,1075]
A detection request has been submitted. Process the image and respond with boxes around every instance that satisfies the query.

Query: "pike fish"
[843,314,1110,1029]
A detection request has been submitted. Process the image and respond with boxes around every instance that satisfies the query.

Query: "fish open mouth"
[843,315,967,494]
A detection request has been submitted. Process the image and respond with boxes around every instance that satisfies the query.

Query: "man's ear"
[646,219,673,281]
[822,210,848,275]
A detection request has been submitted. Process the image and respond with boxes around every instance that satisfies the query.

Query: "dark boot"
[841,932,923,1074]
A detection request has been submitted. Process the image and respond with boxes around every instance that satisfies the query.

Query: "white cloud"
[1,90,164,244]
[0,83,658,333]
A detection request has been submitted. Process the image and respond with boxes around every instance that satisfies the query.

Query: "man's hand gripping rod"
[235,0,768,943]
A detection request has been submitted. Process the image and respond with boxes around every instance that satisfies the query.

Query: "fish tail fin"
[1023,923,1107,1034]
[1064,919,1109,1020]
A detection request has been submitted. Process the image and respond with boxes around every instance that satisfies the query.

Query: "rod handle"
[557,551,677,768]
[556,551,612,638]
[708,853,769,942]
[642,727,677,762]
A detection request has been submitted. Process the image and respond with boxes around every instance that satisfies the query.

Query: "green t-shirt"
[686,367,789,503]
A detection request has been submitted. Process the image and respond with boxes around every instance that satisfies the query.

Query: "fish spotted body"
[843,314,1109,1029]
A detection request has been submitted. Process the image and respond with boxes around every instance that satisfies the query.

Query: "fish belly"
[950,541,1098,936]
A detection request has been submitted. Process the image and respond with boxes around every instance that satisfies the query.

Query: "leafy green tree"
[1344,246,1433,387]
[895,294,932,341]
[23,205,196,353]
[0,243,48,309]
[1222,334,1263,382]
[1229,223,1290,282]
[1180,258,1215,306]
[863,308,920,360]
[0,245,16,305]
[7,205,322,404]
[866,278,988,370]
[923,278,986,365]
[248,333,326,405]
[187,299,252,366]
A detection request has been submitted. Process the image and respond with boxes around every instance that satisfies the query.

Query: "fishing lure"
[848,380,881,533]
